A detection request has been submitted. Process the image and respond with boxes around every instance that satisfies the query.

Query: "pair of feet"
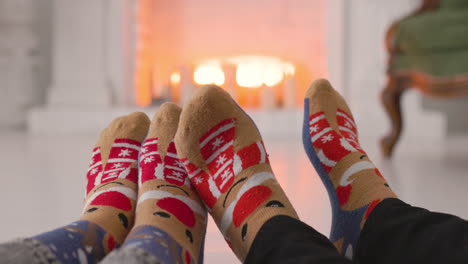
[76,79,397,262]
[78,84,296,263]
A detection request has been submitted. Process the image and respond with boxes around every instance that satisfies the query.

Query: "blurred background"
[1,0,468,263]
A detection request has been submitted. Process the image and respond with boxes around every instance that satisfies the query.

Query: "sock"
[175,85,299,261]
[121,103,207,264]
[34,112,150,263]
[302,79,397,259]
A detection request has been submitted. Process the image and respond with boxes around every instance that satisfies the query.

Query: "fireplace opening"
[134,0,327,109]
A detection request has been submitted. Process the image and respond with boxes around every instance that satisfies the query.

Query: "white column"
[47,0,130,108]
[28,0,137,134]
[0,0,37,128]
[105,0,136,106]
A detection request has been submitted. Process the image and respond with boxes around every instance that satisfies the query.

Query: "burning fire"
[193,56,295,88]
[193,63,225,86]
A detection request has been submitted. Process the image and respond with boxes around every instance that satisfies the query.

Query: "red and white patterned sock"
[123,103,207,264]
[175,85,298,261]
[302,79,397,258]
[81,112,150,246]
[34,112,150,263]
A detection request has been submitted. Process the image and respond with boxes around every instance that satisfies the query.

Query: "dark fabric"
[355,198,468,264]
[245,215,351,264]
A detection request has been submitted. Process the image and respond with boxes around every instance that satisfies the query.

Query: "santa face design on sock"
[309,109,389,211]
[182,118,295,250]
[217,171,290,249]
[137,138,206,262]
[81,138,139,236]
[136,184,207,263]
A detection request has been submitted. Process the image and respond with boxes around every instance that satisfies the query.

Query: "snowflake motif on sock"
[86,139,140,194]
[212,137,224,150]
[140,138,189,186]
[321,134,334,143]
[216,155,227,167]
[175,160,185,168]
[181,118,270,209]
[310,124,319,133]
[194,177,203,185]
[144,156,155,164]
[113,163,123,169]
[220,170,232,185]
[119,149,132,157]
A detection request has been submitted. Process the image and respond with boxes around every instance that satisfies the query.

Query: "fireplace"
[28,0,330,134]
[134,0,327,108]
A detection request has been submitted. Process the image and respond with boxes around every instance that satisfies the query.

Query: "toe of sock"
[305,78,335,99]
[304,79,355,124]
[98,112,150,145]
[148,102,181,139]
[176,84,262,163]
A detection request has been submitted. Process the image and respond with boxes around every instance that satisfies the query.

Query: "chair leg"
[380,76,407,157]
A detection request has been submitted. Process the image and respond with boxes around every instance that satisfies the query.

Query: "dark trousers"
[245,198,468,264]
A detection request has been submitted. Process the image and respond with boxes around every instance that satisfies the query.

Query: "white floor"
[1,117,468,263]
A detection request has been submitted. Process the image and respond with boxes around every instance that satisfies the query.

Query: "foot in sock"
[302,79,397,258]
[121,103,207,264]
[34,112,150,263]
[175,85,299,261]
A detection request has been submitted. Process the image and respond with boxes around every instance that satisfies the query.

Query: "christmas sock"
[175,85,299,261]
[302,79,397,259]
[34,112,150,263]
[121,103,207,264]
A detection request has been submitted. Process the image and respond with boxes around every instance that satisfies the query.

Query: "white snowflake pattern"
[216,155,227,167]
[106,171,118,178]
[345,121,353,128]
[119,149,132,157]
[90,168,98,175]
[113,163,123,169]
[212,137,224,150]
[89,158,95,165]
[194,177,203,185]
[141,147,148,153]
[220,170,233,180]
[144,156,155,164]
[321,134,334,143]
[310,124,319,133]
[172,171,183,179]
[175,160,184,168]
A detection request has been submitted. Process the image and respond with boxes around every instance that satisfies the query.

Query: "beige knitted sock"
[175,85,298,261]
[303,79,397,258]
[125,103,207,264]
[80,112,150,248]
